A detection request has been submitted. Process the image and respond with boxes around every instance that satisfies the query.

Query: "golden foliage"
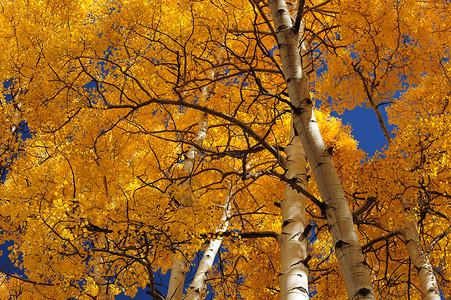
[0,0,450,298]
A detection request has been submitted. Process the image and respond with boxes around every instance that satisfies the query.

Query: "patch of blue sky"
[330,105,393,155]
[348,45,360,62]
[309,285,318,298]
[308,220,318,243]
[1,80,34,180]
[15,120,32,141]
[0,239,24,278]
[82,80,104,106]
[2,78,13,90]
[401,34,416,46]
[268,45,278,57]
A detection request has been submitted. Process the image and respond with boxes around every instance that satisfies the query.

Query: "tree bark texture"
[186,182,233,300]
[403,200,440,300]
[267,0,375,298]
[278,121,309,300]
[93,235,112,300]
[166,113,209,300]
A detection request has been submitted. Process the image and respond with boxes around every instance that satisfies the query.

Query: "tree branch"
[362,230,404,252]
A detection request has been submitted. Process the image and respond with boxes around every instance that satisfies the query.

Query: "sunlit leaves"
[0,0,450,298]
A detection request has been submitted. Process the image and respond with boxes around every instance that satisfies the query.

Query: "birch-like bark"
[278,121,309,300]
[93,256,112,300]
[166,112,209,300]
[167,46,221,298]
[267,0,375,298]
[186,182,233,300]
[9,88,24,134]
[403,200,440,300]
[182,112,209,178]
[166,255,188,300]
[93,235,112,300]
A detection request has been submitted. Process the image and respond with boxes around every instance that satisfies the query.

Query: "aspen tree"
[267,0,375,298]
[1,0,450,298]
[278,121,309,300]
[186,181,234,300]
[93,235,112,300]
[278,17,311,298]
[403,199,440,300]
[166,112,209,300]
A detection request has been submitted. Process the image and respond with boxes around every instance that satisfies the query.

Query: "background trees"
[0,0,450,299]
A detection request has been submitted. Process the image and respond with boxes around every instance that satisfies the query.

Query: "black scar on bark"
[292,105,303,115]
[302,224,312,237]
[302,255,311,268]
[282,219,293,228]
[357,288,372,296]
[335,240,350,249]
[326,146,334,155]
[290,255,311,269]
[295,286,308,294]
[302,98,312,105]
[318,201,327,217]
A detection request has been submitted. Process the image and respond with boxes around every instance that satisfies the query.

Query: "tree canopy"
[0,0,450,299]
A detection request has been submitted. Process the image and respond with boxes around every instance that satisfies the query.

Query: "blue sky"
[113,106,393,299]
[0,81,391,300]
[331,105,393,156]
[1,34,395,300]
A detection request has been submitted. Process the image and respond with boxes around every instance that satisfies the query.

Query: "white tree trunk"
[93,256,112,300]
[403,200,440,300]
[267,0,375,298]
[278,121,309,300]
[93,235,112,300]
[166,113,209,300]
[166,254,188,300]
[182,112,209,176]
[186,182,233,300]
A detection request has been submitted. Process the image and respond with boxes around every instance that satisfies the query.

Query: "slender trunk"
[10,88,24,134]
[93,235,112,300]
[93,256,111,300]
[186,182,233,300]
[278,121,309,300]
[403,200,440,300]
[267,0,375,298]
[182,112,209,177]
[166,255,188,300]
[166,113,209,300]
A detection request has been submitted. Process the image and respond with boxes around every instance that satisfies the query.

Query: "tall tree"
[0,0,450,299]
[267,0,374,298]
[186,181,234,300]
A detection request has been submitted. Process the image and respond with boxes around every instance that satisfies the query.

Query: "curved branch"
[353,63,392,143]
[105,98,286,168]
[361,230,404,252]
[0,269,54,286]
